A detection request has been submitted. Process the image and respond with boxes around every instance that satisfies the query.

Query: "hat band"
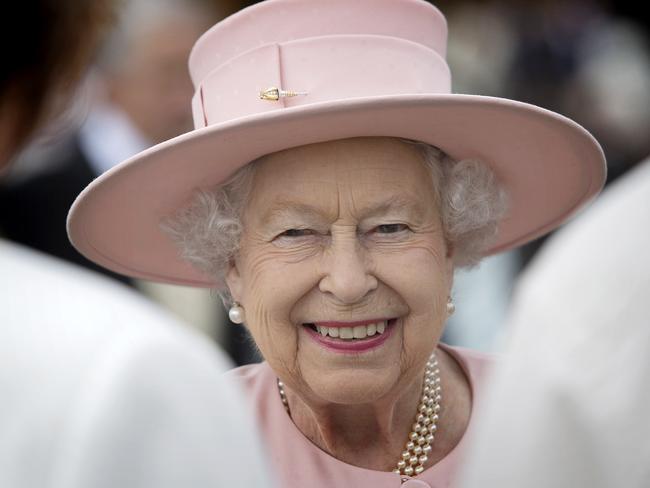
[191,34,451,129]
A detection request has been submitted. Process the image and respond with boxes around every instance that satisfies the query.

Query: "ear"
[444,238,454,260]
[444,241,455,288]
[225,259,244,303]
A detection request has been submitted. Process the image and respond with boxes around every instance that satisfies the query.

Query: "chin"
[305,369,397,405]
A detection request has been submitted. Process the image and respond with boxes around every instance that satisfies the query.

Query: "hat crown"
[189,0,447,86]
[188,0,451,130]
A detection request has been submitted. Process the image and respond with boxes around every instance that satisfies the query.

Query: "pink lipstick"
[303,318,397,354]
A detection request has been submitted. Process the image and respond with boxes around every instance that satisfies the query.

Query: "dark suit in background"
[0,136,133,287]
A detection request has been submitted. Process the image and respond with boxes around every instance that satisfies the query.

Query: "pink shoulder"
[439,342,497,386]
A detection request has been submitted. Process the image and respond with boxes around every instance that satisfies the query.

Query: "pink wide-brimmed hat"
[68,0,606,287]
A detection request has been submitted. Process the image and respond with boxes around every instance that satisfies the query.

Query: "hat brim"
[67,93,606,287]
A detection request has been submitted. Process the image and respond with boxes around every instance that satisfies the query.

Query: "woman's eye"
[279,228,315,238]
[375,223,409,234]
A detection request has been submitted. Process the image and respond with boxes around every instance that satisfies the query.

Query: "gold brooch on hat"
[259,86,308,101]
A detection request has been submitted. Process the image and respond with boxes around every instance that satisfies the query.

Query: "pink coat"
[225,343,493,488]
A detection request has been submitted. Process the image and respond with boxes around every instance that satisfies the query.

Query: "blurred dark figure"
[1,0,262,366]
[0,2,113,166]
[504,0,650,264]
[0,0,212,285]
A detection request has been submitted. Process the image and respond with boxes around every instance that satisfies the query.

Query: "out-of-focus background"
[2,0,648,364]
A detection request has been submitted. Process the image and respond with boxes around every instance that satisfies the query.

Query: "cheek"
[238,245,322,357]
[374,241,451,337]
[242,248,319,315]
[375,237,451,301]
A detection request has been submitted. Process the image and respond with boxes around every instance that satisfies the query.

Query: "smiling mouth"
[303,318,397,340]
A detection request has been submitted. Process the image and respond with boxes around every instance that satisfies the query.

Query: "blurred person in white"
[0,1,274,487]
[460,155,650,488]
[0,0,223,336]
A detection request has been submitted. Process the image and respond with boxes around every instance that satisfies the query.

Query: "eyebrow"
[260,202,329,225]
[361,195,426,220]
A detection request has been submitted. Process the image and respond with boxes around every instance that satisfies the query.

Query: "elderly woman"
[68,0,606,486]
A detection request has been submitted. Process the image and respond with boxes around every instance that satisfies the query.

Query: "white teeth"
[314,320,389,340]
[353,325,367,339]
[339,327,354,339]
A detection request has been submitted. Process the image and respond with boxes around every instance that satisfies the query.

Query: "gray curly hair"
[161,137,509,305]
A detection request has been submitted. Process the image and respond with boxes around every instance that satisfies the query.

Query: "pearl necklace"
[276,352,441,478]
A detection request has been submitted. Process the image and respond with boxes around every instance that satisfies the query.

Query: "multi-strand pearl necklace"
[276,352,441,478]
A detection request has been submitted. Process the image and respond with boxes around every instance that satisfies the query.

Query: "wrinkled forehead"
[256,137,433,186]
[245,137,438,219]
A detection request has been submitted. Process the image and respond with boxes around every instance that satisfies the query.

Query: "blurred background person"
[0,1,274,487]
[0,0,213,280]
[0,0,261,364]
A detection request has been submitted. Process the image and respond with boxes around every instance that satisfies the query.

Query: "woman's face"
[227,137,453,405]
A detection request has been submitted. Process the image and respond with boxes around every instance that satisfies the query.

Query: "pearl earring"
[446,297,455,315]
[228,301,245,324]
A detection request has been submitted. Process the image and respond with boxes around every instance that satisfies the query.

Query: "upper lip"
[305,318,395,328]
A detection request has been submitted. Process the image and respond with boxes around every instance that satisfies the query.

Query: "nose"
[318,235,378,304]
